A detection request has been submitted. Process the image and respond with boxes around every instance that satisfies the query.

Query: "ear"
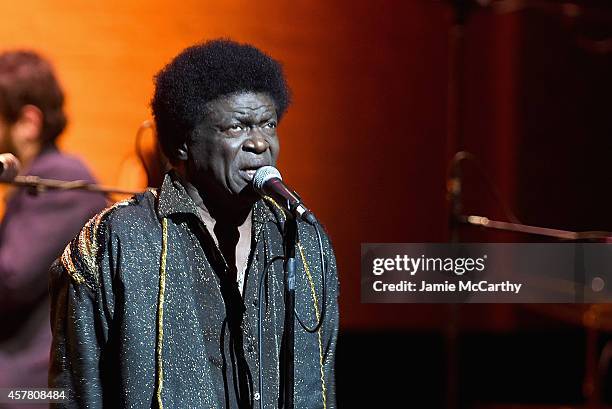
[176,142,188,161]
[12,105,43,144]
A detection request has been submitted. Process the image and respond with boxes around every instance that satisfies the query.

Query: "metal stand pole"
[281,217,297,409]
[2,175,144,196]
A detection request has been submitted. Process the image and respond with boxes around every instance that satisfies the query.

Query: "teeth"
[244,169,256,180]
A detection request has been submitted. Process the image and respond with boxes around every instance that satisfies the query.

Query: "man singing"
[50,39,339,408]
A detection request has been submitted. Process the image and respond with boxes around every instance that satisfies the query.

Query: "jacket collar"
[156,171,279,226]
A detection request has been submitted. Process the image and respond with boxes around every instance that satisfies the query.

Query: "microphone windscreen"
[0,153,21,182]
[252,166,282,191]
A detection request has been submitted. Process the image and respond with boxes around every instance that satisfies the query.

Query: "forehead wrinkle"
[202,92,277,124]
[228,105,275,116]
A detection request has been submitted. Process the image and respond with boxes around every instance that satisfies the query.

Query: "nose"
[243,129,269,154]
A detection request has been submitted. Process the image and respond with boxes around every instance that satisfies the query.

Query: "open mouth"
[242,169,257,180]
[239,165,265,181]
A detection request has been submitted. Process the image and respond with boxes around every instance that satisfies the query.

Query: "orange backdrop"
[0,1,456,330]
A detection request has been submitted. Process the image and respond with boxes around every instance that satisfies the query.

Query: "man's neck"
[15,142,42,173]
[173,165,254,225]
[179,176,252,227]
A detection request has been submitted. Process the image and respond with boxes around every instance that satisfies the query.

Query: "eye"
[229,124,245,132]
[264,121,277,129]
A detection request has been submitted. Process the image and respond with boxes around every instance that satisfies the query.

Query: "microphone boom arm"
[2,175,146,196]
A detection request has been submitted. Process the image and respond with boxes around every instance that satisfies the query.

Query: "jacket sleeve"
[48,213,116,409]
[321,231,339,409]
[0,188,105,311]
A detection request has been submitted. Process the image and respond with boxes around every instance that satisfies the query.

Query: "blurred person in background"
[0,50,106,406]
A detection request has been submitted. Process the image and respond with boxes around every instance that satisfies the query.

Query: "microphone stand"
[457,213,611,407]
[2,175,146,196]
[281,216,297,409]
[459,214,611,241]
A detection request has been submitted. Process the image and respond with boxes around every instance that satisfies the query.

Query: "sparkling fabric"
[49,171,339,409]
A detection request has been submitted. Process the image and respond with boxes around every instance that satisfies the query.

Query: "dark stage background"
[327,1,612,408]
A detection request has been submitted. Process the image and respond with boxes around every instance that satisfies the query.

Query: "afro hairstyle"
[151,39,291,163]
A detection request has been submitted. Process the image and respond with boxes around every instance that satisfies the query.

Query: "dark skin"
[176,91,279,282]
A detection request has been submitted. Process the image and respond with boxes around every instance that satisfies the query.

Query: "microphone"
[0,153,21,182]
[252,166,318,226]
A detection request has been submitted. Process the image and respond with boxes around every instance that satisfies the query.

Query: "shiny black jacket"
[49,172,338,409]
